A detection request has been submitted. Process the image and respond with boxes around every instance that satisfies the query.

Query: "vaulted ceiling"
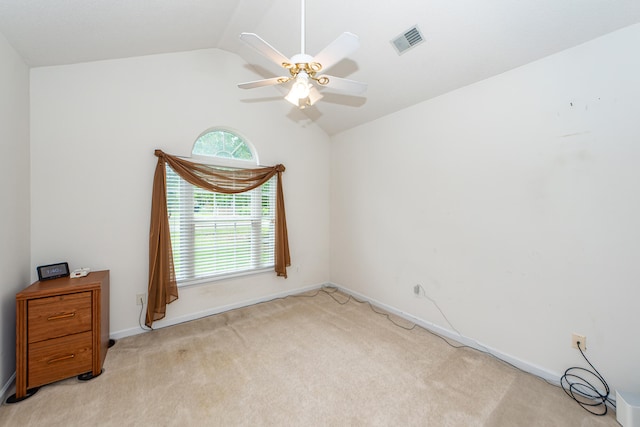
[1,0,639,135]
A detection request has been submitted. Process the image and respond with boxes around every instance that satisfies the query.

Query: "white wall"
[331,23,640,393]
[30,49,331,336]
[0,32,30,394]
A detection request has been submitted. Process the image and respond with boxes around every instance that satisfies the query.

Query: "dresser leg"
[5,387,40,404]
[77,369,103,381]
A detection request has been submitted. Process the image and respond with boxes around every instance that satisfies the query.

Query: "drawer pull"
[47,354,75,364]
[47,312,76,321]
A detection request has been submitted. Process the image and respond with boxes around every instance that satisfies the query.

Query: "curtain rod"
[174,154,271,168]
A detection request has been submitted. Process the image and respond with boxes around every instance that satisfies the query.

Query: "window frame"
[167,128,275,287]
[191,127,259,167]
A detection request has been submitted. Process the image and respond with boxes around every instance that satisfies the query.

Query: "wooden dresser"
[14,270,110,400]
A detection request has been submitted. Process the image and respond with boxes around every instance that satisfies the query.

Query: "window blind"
[165,166,276,284]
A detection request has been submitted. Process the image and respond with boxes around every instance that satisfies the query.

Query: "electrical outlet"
[136,293,145,306]
[571,333,586,351]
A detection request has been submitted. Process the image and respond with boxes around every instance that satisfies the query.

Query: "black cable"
[318,286,418,330]
[320,286,595,395]
[248,285,618,415]
[414,284,462,336]
[142,282,614,414]
[260,285,619,415]
[139,300,154,332]
[560,343,614,415]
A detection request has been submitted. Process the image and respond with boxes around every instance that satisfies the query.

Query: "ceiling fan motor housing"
[285,56,326,84]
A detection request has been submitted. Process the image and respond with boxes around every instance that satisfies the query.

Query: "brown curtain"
[147,149,290,327]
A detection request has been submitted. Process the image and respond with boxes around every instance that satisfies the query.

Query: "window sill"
[176,267,274,288]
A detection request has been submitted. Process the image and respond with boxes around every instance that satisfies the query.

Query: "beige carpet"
[1,288,618,426]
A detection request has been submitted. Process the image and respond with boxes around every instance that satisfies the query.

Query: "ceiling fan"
[237,0,367,109]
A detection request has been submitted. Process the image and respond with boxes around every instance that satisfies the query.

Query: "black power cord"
[139,300,154,332]
[560,341,615,416]
[138,283,616,418]
[322,285,620,417]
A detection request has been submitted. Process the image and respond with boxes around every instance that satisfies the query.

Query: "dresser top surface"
[17,270,110,300]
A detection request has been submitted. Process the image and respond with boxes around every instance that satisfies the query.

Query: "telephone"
[71,267,91,278]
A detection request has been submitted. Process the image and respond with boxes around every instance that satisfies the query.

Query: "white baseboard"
[113,281,561,386]
[1,372,15,402]
[327,282,562,387]
[110,282,324,340]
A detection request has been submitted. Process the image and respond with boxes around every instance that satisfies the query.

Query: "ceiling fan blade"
[238,77,289,89]
[312,32,360,72]
[318,75,367,94]
[239,33,291,67]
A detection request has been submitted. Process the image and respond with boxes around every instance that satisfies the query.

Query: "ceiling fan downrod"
[300,0,306,55]
[282,0,327,87]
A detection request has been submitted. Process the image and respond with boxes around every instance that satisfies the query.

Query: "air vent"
[391,25,425,55]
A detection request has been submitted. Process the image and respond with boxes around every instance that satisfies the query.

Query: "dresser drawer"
[28,292,92,343]
[28,331,93,388]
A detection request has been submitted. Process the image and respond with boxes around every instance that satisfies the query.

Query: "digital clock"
[36,262,70,281]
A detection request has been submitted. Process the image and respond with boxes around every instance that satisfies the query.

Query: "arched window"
[191,128,257,163]
[166,129,276,285]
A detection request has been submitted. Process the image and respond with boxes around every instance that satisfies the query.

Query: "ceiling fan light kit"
[290,72,311,99]
[238,0,367,108]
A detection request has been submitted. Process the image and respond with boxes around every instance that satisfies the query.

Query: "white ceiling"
[1,0,640,135]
